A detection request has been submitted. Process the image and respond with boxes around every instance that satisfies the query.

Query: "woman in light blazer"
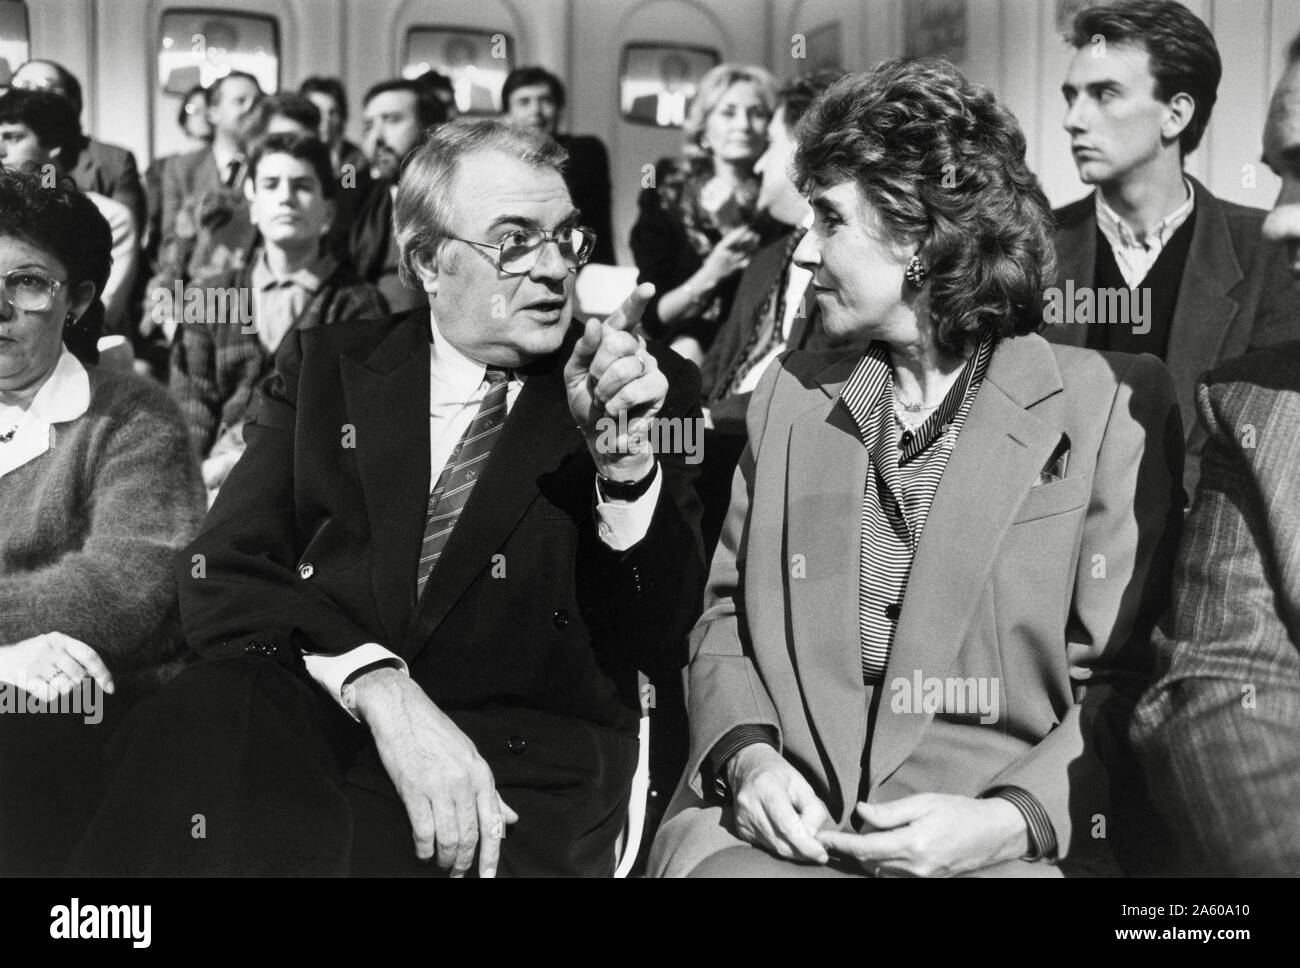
[650,60,1185,878]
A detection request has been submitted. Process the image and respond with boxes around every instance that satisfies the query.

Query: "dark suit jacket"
[348,178,393,285]
[1047,177,1300,497]
[176,309,707,873]
[1133,341,1300,875]
[558,134,615,266]
[73,138,146,236]
[650,334,1184,877]
[699,227,840,434]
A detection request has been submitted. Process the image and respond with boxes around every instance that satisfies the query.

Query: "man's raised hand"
[565,282,667,479]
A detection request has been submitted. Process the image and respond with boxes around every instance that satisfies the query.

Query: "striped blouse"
[839,337,994,682]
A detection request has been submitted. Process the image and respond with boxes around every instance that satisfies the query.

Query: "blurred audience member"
[299,75,369,182]
[11,59,147,237]
[158,71,262,249]
[148,72,264,350]
[414,69,458,123]
[350,79,447,314]
[0,89,137,337]
[630,64,780,365]
[259,92,321,137]
[299,76,375,264]
[502,66,615,265]
[169,133,386,500]
[144,85,213,255]
[696,70,852,554]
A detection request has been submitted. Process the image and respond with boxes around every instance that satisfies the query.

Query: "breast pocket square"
[1034,436,1071,487]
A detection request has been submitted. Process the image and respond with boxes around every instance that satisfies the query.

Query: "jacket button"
[507,735,527,754]
[884,603,902,621]
[298,563,314,579]
[552,609,569,629]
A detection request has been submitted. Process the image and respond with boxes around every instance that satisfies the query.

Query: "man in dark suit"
[502,66,617,266]
[696,71,853,554]
[349,79,448,315]
[77,119,705,877]
[11,59,147,236]
[1131,33,1300,876]
[1048,0,1300,497]
[158,71,263,244]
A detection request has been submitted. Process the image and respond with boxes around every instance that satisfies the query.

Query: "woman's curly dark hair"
[794,58,1056,357]
[0,167,112,363]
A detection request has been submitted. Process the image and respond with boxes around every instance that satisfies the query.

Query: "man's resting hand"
[352,668,518,877]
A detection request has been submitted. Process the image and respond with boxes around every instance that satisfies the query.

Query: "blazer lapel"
[1164,179,1242,440]
[867,335,1067,790]
[401,349,583,660]
[340,312,432,646]
[194,149,221,197]
[785,354,871,812]
[1051,196,1096,349]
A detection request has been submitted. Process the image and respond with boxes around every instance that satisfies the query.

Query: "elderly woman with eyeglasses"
[0,169,204,874]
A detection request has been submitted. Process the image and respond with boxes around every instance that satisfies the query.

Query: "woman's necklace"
[892,386,941,431]
[0,403,25,444]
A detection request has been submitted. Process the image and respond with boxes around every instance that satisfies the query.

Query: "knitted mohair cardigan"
[0,365,205,676]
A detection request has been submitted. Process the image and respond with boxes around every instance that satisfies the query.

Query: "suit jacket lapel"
[400,347,583,660]
[867,335,1067,790]
[785,354,871,811]
[340,311,432,646]
[1164,178,1242,439]
[1051,196,1096,349]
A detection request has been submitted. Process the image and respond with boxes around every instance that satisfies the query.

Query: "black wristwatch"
[596,461,658,502]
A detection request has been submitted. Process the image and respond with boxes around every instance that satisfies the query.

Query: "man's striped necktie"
[415,367,511,599]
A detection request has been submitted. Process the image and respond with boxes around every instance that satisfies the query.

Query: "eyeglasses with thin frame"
[446,226,597,275]
[0,270,68,312]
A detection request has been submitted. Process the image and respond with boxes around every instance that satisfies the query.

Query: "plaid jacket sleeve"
[1132,362,1300,875]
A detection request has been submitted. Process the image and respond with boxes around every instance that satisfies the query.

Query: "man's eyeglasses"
[447,226,597,275]
[0,270,67,312]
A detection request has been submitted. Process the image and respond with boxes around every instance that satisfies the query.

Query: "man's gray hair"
[395,119,569,288]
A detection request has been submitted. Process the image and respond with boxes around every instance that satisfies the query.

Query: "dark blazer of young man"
[1046,176,1300,496]
[78,308,706,877]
